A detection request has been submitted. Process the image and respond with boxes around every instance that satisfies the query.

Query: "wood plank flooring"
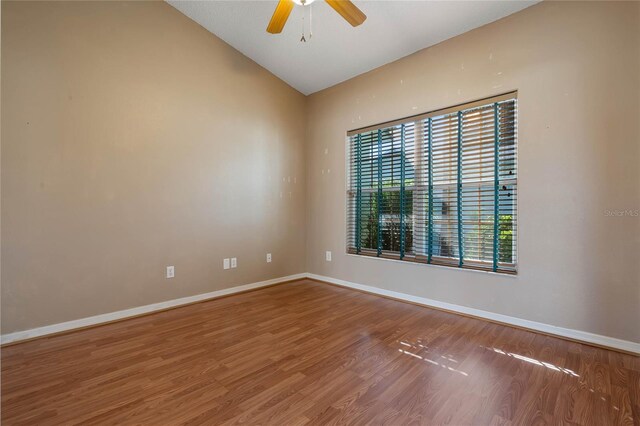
[2,279,639,425]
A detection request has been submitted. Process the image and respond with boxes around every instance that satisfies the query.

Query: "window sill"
[344,251,518,276]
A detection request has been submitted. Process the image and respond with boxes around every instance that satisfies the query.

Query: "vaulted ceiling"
[168,1,539,95]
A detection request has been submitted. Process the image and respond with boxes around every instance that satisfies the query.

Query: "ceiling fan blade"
[325,0,366,27]
[267,0,295,34]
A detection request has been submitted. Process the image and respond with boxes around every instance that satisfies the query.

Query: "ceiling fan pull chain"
[300,6,306,42]
[309,4,313,39]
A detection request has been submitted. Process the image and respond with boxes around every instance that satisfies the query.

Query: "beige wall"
[305,1,640,343]
[2,1,639,343]
[1,1,307,334]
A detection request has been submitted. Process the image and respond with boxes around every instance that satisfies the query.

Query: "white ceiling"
[167,0,538,95]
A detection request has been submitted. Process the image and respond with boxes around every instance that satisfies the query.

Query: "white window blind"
[347,93,517,274]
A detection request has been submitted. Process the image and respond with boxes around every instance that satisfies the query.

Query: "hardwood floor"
[2,279,639,425]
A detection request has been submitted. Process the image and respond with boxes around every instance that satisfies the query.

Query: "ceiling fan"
[267,0,367,34]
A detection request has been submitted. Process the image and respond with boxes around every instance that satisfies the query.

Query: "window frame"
[345,92,518,275]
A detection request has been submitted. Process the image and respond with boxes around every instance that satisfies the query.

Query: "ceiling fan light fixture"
[292,0,316,5]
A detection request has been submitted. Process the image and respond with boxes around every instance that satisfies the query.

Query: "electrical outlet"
[326,251,332,262]
[223,258,230,270]
[266,253,272,263]
[231,258,237,268]
[166,266,175,279]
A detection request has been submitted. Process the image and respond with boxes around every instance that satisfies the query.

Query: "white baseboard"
[3,272,638,354]
[0,273,307,345]
[306,273,640,355]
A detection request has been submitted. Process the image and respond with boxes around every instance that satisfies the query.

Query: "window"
[347,93,517,274]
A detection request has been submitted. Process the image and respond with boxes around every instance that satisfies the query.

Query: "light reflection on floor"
[395,340,628,418]
[483,346,579,377]
[397,340,469,377]
[481,346,627,416]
